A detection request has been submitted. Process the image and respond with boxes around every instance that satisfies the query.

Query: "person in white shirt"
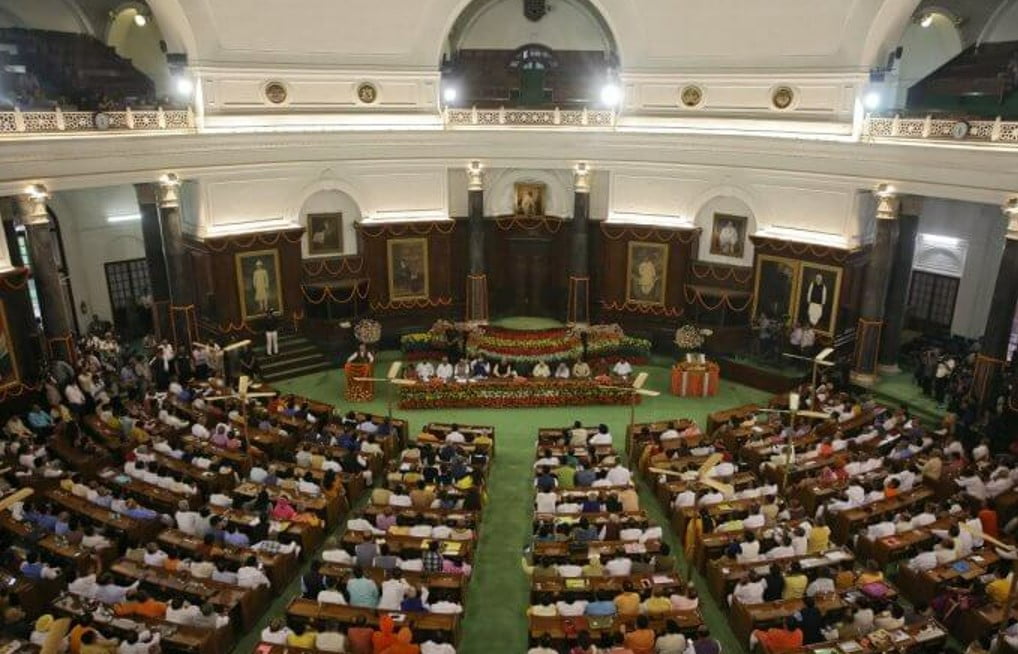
[445,426,466,444]
[535,492,557,514]
[589,425,612,446]
[260,619,292,645]
[67,572,98,599]
[739,533,762,561]
[317,578,348,605]
[605,556,632,576]
[672,489,696,509]
[237,557,271,588]
[866,521,896,540]
[908,549,939,571]
[415,360,435,382]
[434,357,454,382]
[556,599,588,616]
[420,636,457,654]
[934,538,956,565]
[606,463,632,487]
[143,543,169,567]
[314,623,346,653]
[730,572,766,605]
[805,571,835,597]
[612,359,633,379]
[699,490,724,506]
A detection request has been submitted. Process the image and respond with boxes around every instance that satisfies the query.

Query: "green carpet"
[869,370,943,425]
[489,316,564,330]
[245,351,771,654]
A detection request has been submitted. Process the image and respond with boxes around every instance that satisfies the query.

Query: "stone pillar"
[136,183,172,339]
[877,201,921,373]
[972,197,1018,405]
[567,163,591,325]
[851,187,900,386]
[17,186,74,345]
[464,162,489,322]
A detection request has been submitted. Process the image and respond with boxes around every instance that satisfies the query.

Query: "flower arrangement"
[354,319,382,344]
[397,379,638,410]
[674,324,704,350]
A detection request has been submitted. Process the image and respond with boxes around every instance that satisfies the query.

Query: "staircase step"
[261,353,328,370]
[253,344,319,357]
[262,361,334,382]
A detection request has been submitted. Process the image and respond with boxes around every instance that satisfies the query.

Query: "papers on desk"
[565,578,589,589]
[799,557,828,569]
[890,629,910,643]
[823,550,851,562]
[915,625,946,642]
[624,542,647,554]
[838,640,862,652]
[652,575,674,585]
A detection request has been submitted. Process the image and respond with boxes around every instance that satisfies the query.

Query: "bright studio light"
[133,12,148,27]
[600,83,621,107]
[863,90,882,111]
[920,13,934,28]
[174,76,194,98]
[442,86,457,103]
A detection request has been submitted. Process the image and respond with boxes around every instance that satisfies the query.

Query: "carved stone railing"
[863,114,1018,145]
[0,107,196,134]
[444,106,616,128]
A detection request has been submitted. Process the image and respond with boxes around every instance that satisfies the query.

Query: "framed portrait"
[514,182,545,217]
[709,213,748,259]
[387,237,429,301]
[752,255,800,324]
[794,263,843,336]
[306,212,343,256]
[235,249,284,322]
[0,300,19,389]
[625,241,669,306]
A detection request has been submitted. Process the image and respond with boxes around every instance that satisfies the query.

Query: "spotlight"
[920,13,934,28]
[174,76,194,98]
[133,12,148,27]
[442,86,457,103]
[600,83,621,107]
[863,90,882,111]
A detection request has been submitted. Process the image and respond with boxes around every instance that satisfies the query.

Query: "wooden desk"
[829,486,935,544]
[208,505,324,554]
[152,452,235,495]
[708,404,761,435]
[731,593,848,644]
[532,539,660,564]
[100,467,201,513]
[855,517,953,567]
[111,558,268,631]
[157,529,298,592]
[422,423,495,456]
[896,548,1000,606]
[704,548,853,603]
[231,481,342,528]
[53,593,231,654]
[286,597,460,643]
[0,511,107,574]
[318,562,466,599]
[44,489,161,544]
[761,618,947,654]
[528,611,702,643]
[340,531,473,561]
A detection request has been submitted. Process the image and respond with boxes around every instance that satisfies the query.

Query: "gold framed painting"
[625,241,669,306]
[306,212,343,256]
[709,213,748,259]
[752,254,800,324]
[514,182,545,217]
[235,249,284,322]
[794,262,843,336]
[387,237,429,301]
[0,300,19,389]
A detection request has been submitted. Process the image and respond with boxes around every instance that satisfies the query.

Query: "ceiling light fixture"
[600,83,621,107]
[133,12,148,26]
[920,13,934,28]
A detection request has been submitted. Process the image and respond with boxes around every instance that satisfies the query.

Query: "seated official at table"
[492,358,516,379]
[612,358,633,381]
[572,359,591,379]
[453,358,471,382]
[531,360,551,379]
[470,357,490,379]
[553,362,570,379]
[435,357,454,382]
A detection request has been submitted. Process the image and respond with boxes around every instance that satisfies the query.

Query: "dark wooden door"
[507,237,552,316]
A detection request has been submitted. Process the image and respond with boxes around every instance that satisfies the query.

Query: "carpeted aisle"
[263,352,770,654]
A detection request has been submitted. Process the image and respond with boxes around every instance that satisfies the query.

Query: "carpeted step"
[252,335,333,382]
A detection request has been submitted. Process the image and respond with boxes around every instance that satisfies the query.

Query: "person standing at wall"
[264,308,279,357]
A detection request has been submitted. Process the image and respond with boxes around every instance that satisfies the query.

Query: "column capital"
[466,162,484,192]
[1004,196,1018,240]
[873,184,899,220]
[18,184,50,226]
[573,163,591,194]
[158,173,181,209]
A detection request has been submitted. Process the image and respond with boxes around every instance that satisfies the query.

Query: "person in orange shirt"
[381,627,419,654]
[751,616,803,653]
[613,582,641,618]
[114,591,167,620]
[884,478,900,499]
[817,437,834,459]
[621,616,656,654]
[372,615,397,653]
[68,614,103,654]
[978,501,1000,538]
[346,616,374,654]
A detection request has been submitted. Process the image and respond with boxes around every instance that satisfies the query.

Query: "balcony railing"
[863,114,1018,145]
[444,106,616,128]
[0,107,196,134]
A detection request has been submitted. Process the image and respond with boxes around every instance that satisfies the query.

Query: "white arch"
[686,185,764,266]
[437,0,628,65]
[484,168,572,218]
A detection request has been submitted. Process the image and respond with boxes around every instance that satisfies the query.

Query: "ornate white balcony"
[863,114,1018,145]
[444,107,616,129]
[0,107,196,135]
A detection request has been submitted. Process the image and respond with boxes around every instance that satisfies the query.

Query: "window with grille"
[906,270,959,332]
[105,259,151,311]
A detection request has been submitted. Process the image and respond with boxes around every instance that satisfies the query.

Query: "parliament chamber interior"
[2,1,1018,653]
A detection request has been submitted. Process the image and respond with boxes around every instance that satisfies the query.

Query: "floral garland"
[754,238,851,263]
[494,216,564,233]
[600,300,684,317]
[397,379,639,410]
[0,268,30,291]
[599,224,697,243]
[302,257,364,276]
[674,324,704,350]
[683,285,754,312]
[369,297,453,311]
[359,222,455,238]
[203,230,303,252]
[301,282,370,304]
[689,263,753,285]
